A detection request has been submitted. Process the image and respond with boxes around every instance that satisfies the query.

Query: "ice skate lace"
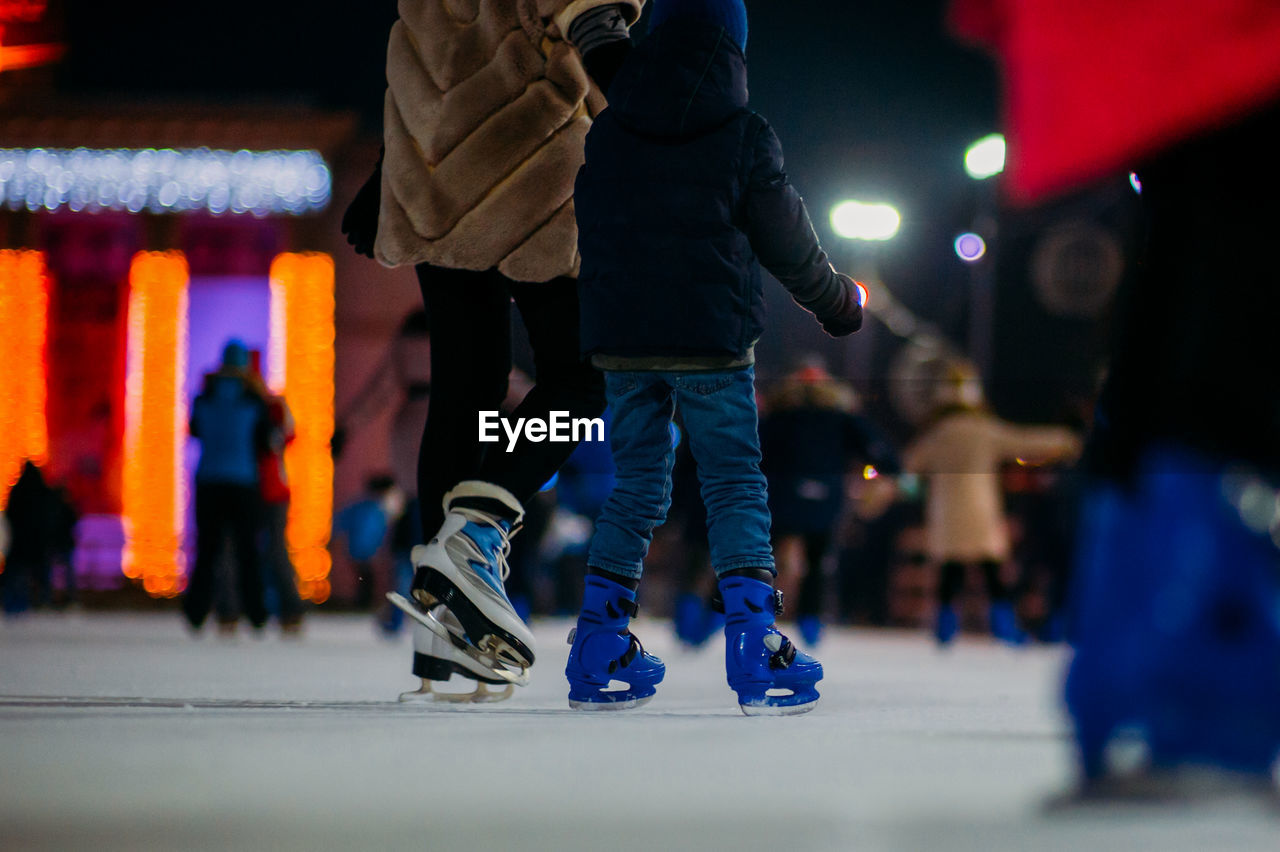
[454,507,521,582]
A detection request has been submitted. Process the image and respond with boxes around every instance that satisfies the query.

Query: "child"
[902,361,1080,646]
[567,0,866,715]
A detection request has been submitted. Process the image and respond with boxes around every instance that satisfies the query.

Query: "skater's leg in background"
[797,531,832,618]
[980,560,1010,604]
[934,560,965,644]
[182,483,224,629]
[228,486,268,629]
[937,561,965,608]
[796,531,832,645]
[416,264,513,536]
[264,501,304,624]
[585,373,676,583]
[482,276,606,503]
[675,367,773,577]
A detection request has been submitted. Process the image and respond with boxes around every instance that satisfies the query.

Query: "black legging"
[795,531,833,618]
[937,559,1009,607]
[416,264,606,536]
[183,483,267,628]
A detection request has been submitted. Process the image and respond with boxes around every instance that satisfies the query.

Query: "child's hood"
[607,19,749,139]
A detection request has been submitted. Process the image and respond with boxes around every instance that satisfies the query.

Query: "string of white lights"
[0,147,331,216]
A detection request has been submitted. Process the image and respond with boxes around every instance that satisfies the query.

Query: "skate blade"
[738,700,818,717]
[386,593,530,687]
[568,694,654,712]
[401,584,534,671]
[737,688,820,716]
[410,567,535,668]
[398,681,515,705]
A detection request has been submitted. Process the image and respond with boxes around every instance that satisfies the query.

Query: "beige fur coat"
[376,0,643,281]
[904,410,1081,563]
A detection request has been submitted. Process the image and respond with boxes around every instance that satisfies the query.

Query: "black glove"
[341,150,382,259]
[330,426,347,459]
[819,273,865,337]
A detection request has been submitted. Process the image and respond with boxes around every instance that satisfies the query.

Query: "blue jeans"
[587,367,773,581]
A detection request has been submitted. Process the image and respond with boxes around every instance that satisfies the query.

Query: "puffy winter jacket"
[376,0,644,281]
[190,374,269,487]
[575,20,856,360]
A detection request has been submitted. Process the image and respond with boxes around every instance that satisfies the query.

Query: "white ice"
[2,613,1276,851]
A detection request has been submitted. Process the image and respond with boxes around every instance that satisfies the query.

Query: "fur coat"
[904,410,1080,563]
[376,0,644,281]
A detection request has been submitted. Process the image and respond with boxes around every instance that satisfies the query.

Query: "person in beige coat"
[341,0,644,700]
[904,363,1081,645]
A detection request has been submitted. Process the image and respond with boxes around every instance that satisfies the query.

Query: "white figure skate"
[404,482,536,670]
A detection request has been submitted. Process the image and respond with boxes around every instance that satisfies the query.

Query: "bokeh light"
[954,232,987,262]
[830,200,901,241]
[964,134,1006,180]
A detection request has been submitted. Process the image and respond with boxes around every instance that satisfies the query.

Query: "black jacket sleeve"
[743,118,863,336]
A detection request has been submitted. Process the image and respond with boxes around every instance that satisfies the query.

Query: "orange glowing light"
[269,253,334,604]
[0,41,64,72]
[0,250,50,510]
[122,252,189,598]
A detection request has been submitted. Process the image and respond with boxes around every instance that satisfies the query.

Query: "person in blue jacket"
[183,339,271,631]
[565,0,867,715]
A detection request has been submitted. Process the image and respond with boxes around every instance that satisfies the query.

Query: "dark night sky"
[57,0,1000,357]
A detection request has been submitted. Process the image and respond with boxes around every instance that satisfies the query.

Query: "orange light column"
[269,253,335,603]
[0,250,50,510]
[122,252,189,597]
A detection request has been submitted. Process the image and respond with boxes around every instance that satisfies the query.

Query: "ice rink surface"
[2,613,1277,851]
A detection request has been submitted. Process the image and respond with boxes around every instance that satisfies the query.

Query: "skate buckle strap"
[709,588,785,616]
[607,632,644,674]
[617,597,639,618]
[763,632,797,670]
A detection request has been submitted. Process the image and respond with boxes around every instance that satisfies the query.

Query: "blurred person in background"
[2,461,60,614]
[760,359,901,646]
[253,365,305,635]
[903,361,1080,646]
[184,339,271,633]
[952,0,1280,794]
[332,311,431,635]
[333,473,404,611]
[341,0,644,699]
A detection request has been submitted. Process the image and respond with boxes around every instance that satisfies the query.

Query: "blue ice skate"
[566,576,666,710]
[989,602,1026,646]
[934,605,959,646]
[673,592,723,648]
[797,615,823,647]
[1064,447,1280,794]
[720,575,823,716]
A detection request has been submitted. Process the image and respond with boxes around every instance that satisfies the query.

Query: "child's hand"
[820,273,866,337]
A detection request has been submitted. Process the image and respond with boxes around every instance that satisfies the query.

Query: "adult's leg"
[416,264,514,535]
[585,373,676,583]
[264,501,304,622]
[675,368,774,576]
[483,276,606,504]
[182,483,224,629]
[228,485,268,629]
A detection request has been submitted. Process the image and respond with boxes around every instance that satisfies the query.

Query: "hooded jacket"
[376,0,644,281]
[576,20,857,364]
